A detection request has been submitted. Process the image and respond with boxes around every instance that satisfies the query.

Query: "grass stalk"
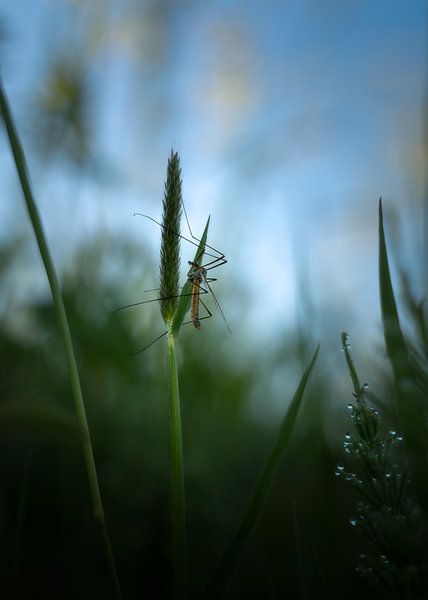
[0,78,123,600]
[167,324,187,599]
[158,151,188,598]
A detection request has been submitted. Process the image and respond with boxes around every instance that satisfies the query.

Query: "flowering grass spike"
[160,150,182,324]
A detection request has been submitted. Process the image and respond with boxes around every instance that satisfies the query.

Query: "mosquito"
[116,207,231,353]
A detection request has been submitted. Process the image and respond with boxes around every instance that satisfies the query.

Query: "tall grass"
[11,73,428,599]
[337,200,428,598]
[0,78,123,600]
[152,152,320,599]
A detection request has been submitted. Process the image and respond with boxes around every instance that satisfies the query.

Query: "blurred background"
[0,1,427,598]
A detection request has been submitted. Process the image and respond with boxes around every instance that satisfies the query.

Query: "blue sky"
[1,0,427,367]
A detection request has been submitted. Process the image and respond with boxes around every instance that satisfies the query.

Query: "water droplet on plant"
[335,464,345,476]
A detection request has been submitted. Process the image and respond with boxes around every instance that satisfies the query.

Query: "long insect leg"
[127,207,229,352]
[182,296,213,327]
[205,280,232,334]
[134,213,220,261]
[114,287,206,313]
[181,201,228,265]
[134,212,227,269]
[133,291,212,355]
[133,330,168,355]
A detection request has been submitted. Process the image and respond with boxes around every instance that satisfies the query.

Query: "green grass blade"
[199,346,320,600]
[171,216,210,338]
[378,200,409,374]
[167,328,187,599]
[378,199,428,504]
[0,78,123,599]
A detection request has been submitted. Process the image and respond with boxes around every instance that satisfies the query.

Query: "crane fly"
[116,207,231,354]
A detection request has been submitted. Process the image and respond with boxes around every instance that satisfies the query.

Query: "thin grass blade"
[0,78,123,599]
[199,346,320,600]
[378,199,428,504]
[171,216,210,338]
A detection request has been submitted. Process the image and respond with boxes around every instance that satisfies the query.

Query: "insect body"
[187,260,213,330]
[190,270,203,330]
[116,210,230,353]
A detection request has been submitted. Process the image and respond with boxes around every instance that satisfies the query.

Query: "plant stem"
[167,324,187,599]
[0,79,123,600]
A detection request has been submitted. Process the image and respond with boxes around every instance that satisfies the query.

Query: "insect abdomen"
[191,282,201,329]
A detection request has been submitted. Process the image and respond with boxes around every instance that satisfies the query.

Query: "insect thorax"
[187,261,207,283]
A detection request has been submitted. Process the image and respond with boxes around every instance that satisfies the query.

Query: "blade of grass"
[199,346,320,600]
[378,199,428,506]
[0,78,123,599]
[171,217,210,338]
[167,325,187,599]
[159,152,188,598]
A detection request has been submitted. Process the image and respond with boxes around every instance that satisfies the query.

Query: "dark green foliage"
[160,150,183,324]
[1,79,122,598]
[200,346,319,600]
[3,75,428,599]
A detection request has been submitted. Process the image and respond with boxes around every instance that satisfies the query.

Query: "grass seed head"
[160,150,182,323]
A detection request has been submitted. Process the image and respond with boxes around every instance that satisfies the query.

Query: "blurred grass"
[1,3,427,597]
[200,346,319,599]
[0,234,380,599]
[0,176,426,598]
[1,80,122,598]
[378,199,428,507]
[1,88,427,596]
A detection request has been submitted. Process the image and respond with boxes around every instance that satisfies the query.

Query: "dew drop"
[335,464,345,476]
